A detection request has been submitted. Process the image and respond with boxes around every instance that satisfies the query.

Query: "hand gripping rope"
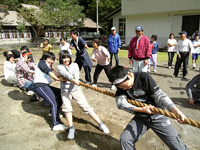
[79,81,200,129]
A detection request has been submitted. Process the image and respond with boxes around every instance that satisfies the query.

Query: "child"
[91,39,115,90]
[167,33,177,69]
[57,50,109,140]
[148,35,159,72]
[192,34,200,69]
[4,54,17,86]
[108,66,188,150]
[40,39,54,55]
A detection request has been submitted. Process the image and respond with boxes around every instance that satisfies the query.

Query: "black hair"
[194,34,199,38]
[3,51,8,57]
[60,38,67,42]
[6,54,14,61]
[151,34,157,41]
[43,39,49,43]
[70,30,78,36]
[22,51,32,60]
[108,66,129,83]
[40,52,55,61]
[20,46,29,52]
[92,39,101,46]
[59,50,72,65]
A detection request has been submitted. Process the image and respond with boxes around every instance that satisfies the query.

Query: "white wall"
[112,12,125,34]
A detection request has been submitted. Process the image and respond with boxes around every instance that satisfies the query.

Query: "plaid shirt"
[16,58,35,88]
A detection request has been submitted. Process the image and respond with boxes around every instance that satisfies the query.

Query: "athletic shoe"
[110,85,116,90]
[153,70,157,72]
[52,124,68,131]
[99,123,110,134]
[147,69,150,72]
[25,90,34,96]
[183,76,187,79]
[86,82,91,85]
[68,127,76,140]
[168,66,171,69]
[92,84,97,87]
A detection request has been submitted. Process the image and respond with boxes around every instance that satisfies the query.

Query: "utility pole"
[96,0,99,36]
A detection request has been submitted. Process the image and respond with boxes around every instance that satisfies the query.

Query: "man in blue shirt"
[107,27,121,67]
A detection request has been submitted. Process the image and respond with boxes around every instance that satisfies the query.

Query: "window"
[118,18,126,37]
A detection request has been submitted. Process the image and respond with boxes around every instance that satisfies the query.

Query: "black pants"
[174,52,189,76]
[93,64,110,84]
[76,61,91,82]
[168,52,175,67]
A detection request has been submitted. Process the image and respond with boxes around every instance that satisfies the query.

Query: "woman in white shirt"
[4,54,17,86]
[167,33,177,69]
[57,38,72,60]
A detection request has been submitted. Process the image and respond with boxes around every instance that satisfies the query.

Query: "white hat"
[111,27,116,30]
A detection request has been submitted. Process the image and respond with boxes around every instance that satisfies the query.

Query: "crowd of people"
[2,26,200,149]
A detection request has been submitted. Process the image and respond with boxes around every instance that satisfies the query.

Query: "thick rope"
[79,81,200,129]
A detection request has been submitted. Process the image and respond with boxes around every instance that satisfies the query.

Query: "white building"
[106,0,200,48]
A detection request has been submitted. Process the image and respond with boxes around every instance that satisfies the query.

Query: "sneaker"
[183,76,187,79]
[172,75,177,78]
[168,66,171,69]
[99,123,110,134]
[48,113,63,118]
[52,124,68,131]
[92,84,97,87]
[110,85,116,90]
[147,69,150,72]
[25,90,34,96]
[86,82,91,85]
[153,70,157,72]
[68,127,76,140]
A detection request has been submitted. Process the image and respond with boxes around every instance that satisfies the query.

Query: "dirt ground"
[0,50,200,150]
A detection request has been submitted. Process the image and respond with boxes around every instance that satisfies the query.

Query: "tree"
[16,21,26,43]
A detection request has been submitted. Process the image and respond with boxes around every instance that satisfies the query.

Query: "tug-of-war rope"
[79,81,200,129]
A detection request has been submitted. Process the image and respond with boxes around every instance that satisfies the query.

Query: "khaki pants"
[61,89,93,114]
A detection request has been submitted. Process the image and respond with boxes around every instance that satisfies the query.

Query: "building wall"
[122,0,200,16]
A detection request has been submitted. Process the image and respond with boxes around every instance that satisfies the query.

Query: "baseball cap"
[135,25,144,31]
[179,31,187,35]
[111,27,116,30]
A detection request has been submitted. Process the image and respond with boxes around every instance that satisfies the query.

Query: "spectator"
[4,54,17,86]
[3,49,20,60]
[69,30,92,84]
[57,38,71,60]
[167,33,177,69]
[128,25,151,73]
[192,34,200,69]
[148,35,159,72]
[40,39,54,55]
[173,31,194,79]
[108,66,188,150]
[107,27,121,67]
[191,30,199,41]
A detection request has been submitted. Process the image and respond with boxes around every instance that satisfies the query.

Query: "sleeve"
[115,95,135,114]
[102,46,110,57]
[73,63,80,79]
[80,37,86,47]
[38,60,52,75]
[91,49,95,59]
[145,38,152,59]
[117,35,122,48]
[189,40,194,52]
[186,75,199,98]
[128,39,133,59]
[28,62,36,70]
[17,61,30,73]
[176,41,179,54]
[57,65,74,81]
[167,39,170,44]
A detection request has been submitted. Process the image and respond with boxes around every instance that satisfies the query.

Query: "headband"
[22,52,32,57]
[113,75,128,85]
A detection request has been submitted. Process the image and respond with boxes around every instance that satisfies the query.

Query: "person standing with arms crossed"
[107,27,121,67]
[128,25,151,73]
[69,30,92,84]
[173,31,194,79]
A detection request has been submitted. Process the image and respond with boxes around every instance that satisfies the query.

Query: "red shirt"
[128,35,152,60]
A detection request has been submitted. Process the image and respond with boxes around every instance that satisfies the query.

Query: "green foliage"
[16,21,26,34]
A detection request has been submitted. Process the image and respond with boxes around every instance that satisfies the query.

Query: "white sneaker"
[48,113,63,118]
[147,69,150,72]
[86,82,91,85]
[68,127,76,140]
[168,66,171,69]
[25,90,34,96]
[52,124,68,131]
[99,123,110,134]
[110,85,116,90]
[153,70,157,72]
[92,84,97,87]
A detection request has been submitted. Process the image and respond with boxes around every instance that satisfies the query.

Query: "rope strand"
[79,81,200,129]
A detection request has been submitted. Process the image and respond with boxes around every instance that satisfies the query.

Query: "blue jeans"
[110,53,119,67]
[22,81,34,91]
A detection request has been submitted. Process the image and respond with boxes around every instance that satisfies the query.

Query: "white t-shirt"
[167,39,177,52]
[59,42,72,55]
[4,61,16,80]
[192,40,200,54]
